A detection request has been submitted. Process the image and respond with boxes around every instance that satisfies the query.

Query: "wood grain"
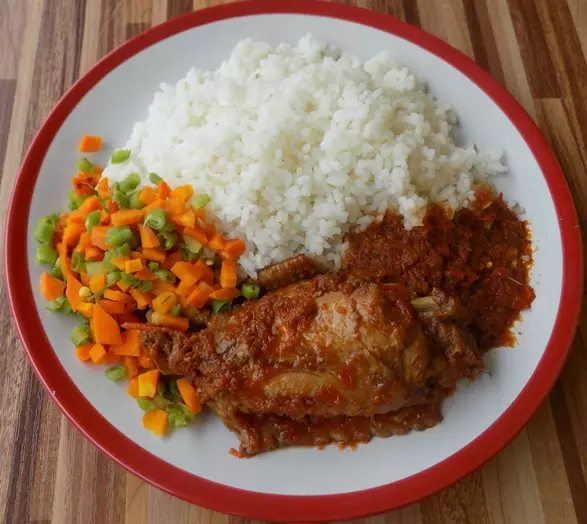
[0,0,586,522]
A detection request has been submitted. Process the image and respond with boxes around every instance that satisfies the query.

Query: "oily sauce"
[344,192,535,350]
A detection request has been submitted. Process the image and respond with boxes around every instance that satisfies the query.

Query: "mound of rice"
[103,34,506,276]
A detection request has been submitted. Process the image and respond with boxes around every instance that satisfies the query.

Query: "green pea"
[241,283,260,300]
[111,149,131,164]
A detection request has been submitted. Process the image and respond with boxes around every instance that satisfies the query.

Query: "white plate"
[6,1,582,521]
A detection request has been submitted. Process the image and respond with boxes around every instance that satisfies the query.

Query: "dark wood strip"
[98,0,128,59]
[402,0,421,27]
[167,0,194,20]
[368,0,406,20]
[543,0,587,167]
[462,0,505,85]
[126,22,150,40]
[550,378,587,524]
[507,0,561,98]
[2,367,45,524]
[0,78,16,180]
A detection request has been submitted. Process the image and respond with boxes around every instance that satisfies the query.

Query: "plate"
[5,0,583,521]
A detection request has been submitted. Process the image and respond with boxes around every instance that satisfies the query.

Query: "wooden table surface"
[1,0,587,523]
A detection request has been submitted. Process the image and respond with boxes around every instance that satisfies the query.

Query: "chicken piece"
[211,400,443,457]
[255,254,318,290]
[140,274,483,423]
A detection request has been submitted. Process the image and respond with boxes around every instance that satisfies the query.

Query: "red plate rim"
[4,0,583,521]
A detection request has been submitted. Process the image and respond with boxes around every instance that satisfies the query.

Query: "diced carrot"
[75,231,93,253]
[156,180,170,200]
[151,281,177,296]
[123,356,139,379]
[209,287,241,300]
[151,313,189,332]
[191,260,214,285]
[78,302,94,319]
[134,269,157,282]
[80,271,90,286]
[102,354,122,364]
[171,261,198,285]
[110,209,142,227]
[202,222,216,238]
[161,251,182,270]
[139,186,157,205]
[66,209,85,226]
[62,223,86,246]
[138,224,160,249]
[129,288,153,309]
[142,198,166,214]
[105,199,119,214]
[91,226,110,250]
[167,197,185,216]
[119,312,141,324]
[117,280,131,293]
[131,250,146,261]
[170,209,195,229]
[176,378,202,415]
[75,343,93,362]
[128,377,139,398]
[152,292,177,314]
[176,279,196,297]
[125,258,143,273]
[78,195,102,217]
[221,239,246,260]
[89,343,108,365]
[177,295,189,309]
[220,259,237,289]
[138,369,160,398]
[72,174,95,196]
[141,247,166,263]
[138,352,155,369]
[85,246,103,261]
[96,177,109,198]
[110,256,131,270]
[142,409,168,437]
[98,299,125,315]
[57,243,72,278]
[183,226,207,245]
[89,273,106,293]
[93,303,123,345]
[207,233,225,251]
[103,289,133,303]
[170,185,193,203]
[186,281,214,308]
[109,329,140,356]
[39,272,66,301]
[79,135,102,153]
[66,273,84,312]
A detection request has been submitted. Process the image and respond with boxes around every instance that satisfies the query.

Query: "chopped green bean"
[76,313,90,327]
[137,280,153,293]
[106,226,133,246]
[46,296,67,313]
[129,191,143,210]
[169,304,180,317]
[36,244,58,265]
[154,395,170,410]
[179,243,199,261]
[106,365,127,381]
[106,271,121,287]
[157,382,167,396]
[71,252,85,273]
[241,283,260,300]
[111,149,131,164]
[112,243,132,257]
[85,261,105,276]
[68,190,80,210]
[50,262,64,280]
[149,173,162,185]
[147,262,160,271]
[112,184,129,209]
[168,380,180,398]
[85,210,101,232]
[33,214,59,244]
[119,173,141,193]
[154,269,176,284]
[183,236,202,255]
[137,398,156,412]
[103,251,117,272]
[167,405,192,428]
[120,272,139,287]
[211,299,232,314]
[71,325,91,347]
[159,230,178,251]
[76,157,95,174]
[191,193,210,211]
[144,208,167,231]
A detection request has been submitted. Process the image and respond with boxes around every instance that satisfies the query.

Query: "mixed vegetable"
[34,135,259,437]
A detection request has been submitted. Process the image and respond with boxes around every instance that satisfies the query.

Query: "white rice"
[103,34,506,276]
